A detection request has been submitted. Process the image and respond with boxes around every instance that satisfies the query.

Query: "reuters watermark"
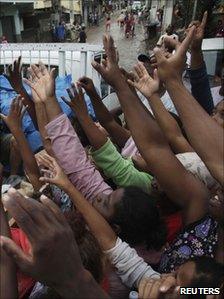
[180,288,220,295]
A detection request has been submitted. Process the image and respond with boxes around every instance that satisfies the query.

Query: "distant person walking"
[105,16,111,32]
[79,26,87,43]
[56,22,66,42]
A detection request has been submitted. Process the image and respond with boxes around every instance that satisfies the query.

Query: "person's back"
[79,29,87,43]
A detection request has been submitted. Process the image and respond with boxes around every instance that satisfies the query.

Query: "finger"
[39,176,54,184]
[201,11,207,29]
[77,82,84,97]
[50,68,56,80]
[17,56,22,73]
[39,61,48,75]
[61,96,71,107]
[66,88,74,100]
[27,67,36,81]
[23,78,33,88]
[31,64,42,79]
[148,280,161,299]
[102,59,107,68]
[159,276,176,293]
[91,61,105,76]
[138,62,149,76]
[143,279,155,298]
[71,83,78,96]
[188,20,200,28]
[134,64,144,78]
[177,25,195,57]
[0,235,31,273]
[127,79,137,88]
[153,48,165,64]
[139,278,149,298]
[35,155,53,169]
[153,68,159,82]
[7,64,13,76]
[108,35,117,62]
[40,195,68,224]
[2,191,37,240]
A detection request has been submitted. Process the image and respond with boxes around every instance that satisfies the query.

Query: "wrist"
[54,268,90,299]
[165,77,183,88]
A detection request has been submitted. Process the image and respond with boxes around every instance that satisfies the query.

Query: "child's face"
[92,188,124,221]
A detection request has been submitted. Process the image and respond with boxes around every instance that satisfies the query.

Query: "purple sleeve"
[45,114,112,202]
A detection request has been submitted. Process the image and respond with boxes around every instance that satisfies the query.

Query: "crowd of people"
[0,11,224,299]
[116,11,138,38]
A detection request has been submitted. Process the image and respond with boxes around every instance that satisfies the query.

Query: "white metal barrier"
[0,43,104,90]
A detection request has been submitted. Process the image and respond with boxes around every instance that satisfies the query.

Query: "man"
[79,26,87,43]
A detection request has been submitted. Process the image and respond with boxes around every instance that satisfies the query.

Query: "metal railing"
[0,43,103,83]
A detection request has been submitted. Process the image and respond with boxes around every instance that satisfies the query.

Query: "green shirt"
[91,139,153,194]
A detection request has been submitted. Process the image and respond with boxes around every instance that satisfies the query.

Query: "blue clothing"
[0,74,96,153]
[188,62,214,115]
[56,25,65,40]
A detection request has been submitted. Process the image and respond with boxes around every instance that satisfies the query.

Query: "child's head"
[93,186,167,250]
[176,256,224,289]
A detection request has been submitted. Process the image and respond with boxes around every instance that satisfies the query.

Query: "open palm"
[128,62,159,99]
[24,62,56,102]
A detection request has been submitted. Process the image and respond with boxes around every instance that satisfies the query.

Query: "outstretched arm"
[128,63,193,154]
[92,34,209,225]
[188,12,214,114]
[39,155,159,288]
[0,97,43,191]
[61,83,108,150]
[78,77,130,148]
[154,26,223,185]
[0,164,18,299]
[25,62,112,201]
[4,56,38,129]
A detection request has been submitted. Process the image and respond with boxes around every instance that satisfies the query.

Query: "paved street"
[86,12,146,71]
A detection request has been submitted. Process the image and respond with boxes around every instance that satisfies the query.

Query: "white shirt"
[104,238,160,288]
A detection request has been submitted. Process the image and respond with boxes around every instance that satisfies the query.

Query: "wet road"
[87,12,146,71]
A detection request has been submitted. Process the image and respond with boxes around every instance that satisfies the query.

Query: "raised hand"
[3,56,23,92]
[24,62,56,103]
[91,35,124,88]
[187,11,207,50]
[127,63,160,99]
[61,83,89,120]
[39,154,70,190]
[154,26,195,83]
[0,188,86,298]
[0,96,26,132]
[78,76,98,98]
[138,276,179,299]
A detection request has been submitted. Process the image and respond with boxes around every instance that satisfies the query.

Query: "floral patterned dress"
[159,215,218,273]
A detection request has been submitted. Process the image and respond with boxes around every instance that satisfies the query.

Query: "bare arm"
[149,93,193,153]
[34,101,54,156]
[4,56,38,129]
[92,35,209,225]
[166,80,223,185]
[62,83,108,150]
[0,97,43,191]
[78,77,130,148]
[128,63,193,154]
[0,164,18,299]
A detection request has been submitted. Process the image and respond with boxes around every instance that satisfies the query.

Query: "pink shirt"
[46,113,112,202]
[121,136,139,158]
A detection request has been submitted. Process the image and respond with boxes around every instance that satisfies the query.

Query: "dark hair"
[188,256,224,289]
[64,211,104,283]
[112,186,167,250]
